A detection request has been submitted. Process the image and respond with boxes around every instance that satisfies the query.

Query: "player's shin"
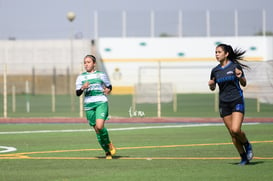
[96,132,108,152]
[100,128,111,145]
[96,128,111,152]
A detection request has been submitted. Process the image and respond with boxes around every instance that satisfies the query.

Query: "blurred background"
[0,0,273,118]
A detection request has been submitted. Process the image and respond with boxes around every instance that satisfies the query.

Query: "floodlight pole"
[157,61,161,118]
[178,10,183,37]
[66,11,76,76]
[206,10,210,37]
[262,9,266,36]
[234,10,238,37]
[150,10,155,37]
[3,64,7,118]
[67,11,76,111]
[122,10,127,38]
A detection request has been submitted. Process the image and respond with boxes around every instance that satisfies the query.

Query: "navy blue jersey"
[210,61,244,102]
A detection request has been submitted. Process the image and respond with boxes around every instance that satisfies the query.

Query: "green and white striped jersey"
[75,71,111,110]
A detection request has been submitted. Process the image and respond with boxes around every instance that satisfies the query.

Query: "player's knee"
[93,125,103,134]
[230,128,241,136]
[95,125,104,131]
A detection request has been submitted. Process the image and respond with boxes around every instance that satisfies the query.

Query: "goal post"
[133,83,177,117]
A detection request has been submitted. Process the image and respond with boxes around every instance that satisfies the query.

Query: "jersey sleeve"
[100,72,111,87]
[75,75,83,90]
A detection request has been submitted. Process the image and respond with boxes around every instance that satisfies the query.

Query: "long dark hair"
[217,44,249,69]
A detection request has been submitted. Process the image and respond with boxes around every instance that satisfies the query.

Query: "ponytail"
[217,44,249,69]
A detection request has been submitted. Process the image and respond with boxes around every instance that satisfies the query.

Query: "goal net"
[132,83,177,115]
[244,60,273,104]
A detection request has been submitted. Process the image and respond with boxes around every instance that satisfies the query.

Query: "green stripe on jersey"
[76,71,111,110]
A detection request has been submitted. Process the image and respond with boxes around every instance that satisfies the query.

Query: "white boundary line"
[0,146,17,153]
[0,123,258,135]
[0,122,260,154]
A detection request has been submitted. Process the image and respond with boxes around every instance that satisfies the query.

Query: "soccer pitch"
[1,94,273,118]
[1,122,273,181]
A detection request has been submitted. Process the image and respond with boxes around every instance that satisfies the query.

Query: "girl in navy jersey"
[208,44,253,165]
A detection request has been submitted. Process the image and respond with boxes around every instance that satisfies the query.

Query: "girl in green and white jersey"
[76,55,116,159]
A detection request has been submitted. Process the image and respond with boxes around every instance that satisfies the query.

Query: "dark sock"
[240,153,247,160]
[98,128,110,152]
[244,141,250,147]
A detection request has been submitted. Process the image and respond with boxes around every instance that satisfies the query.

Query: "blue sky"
[0,0,272,39]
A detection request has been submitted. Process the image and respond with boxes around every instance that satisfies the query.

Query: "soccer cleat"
[238,158,249,166]
[105,152,112,160]
[238,153,249,166]
[245,143,253,161]
[108,142,116,156]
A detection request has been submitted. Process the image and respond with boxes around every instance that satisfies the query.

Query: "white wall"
[0,39,91,75]
[98,36,273,93]
[1,37,272,94]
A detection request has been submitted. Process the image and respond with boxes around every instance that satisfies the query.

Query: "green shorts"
[85,102,109,126]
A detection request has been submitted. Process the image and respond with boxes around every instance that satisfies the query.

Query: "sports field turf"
[1,122,273,181]
[1,94,273,118]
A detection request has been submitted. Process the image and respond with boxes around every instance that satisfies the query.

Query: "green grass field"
[1,123,273,181]
[1,93,272,180]
[1,94,273,118]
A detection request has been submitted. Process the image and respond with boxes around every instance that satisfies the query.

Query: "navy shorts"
[219,97,245,118]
